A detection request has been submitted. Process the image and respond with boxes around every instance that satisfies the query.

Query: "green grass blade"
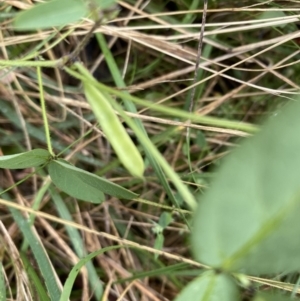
[112,100,197,210]
[59,245,122,301]
[115,262,188,285]
[0,101,64,150]
[10,208,61,301]
[0,262,5,301]
[254,292,295,301]
[20,252,51,301]
[21,178,52,251]
[49,186,103,299]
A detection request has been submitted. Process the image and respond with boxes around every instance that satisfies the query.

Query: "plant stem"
[37,66,54,156]
[0,59,60,68]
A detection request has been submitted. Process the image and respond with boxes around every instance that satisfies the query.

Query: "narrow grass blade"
[10,208,61,301]
[0,101,64,151]
[254,292,294,301]
[20,253,51,301]
[0,262,5,301]
[21,179,52,251]
[49,186,103,299]
[115,262,187,286]
[59,245,122,301]
[108,96,198,210]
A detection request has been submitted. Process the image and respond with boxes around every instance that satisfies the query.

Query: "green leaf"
[192,99,300,275]
[258,11,287,29]
[92,0,117,9]
[0,149,50,169]
[13,0,87,31]
[196,130,207,149]
[158,212,173,229]
[174,271,239,301]
[258,11,286,20]
[77,63,145,178]
[48,160,138,203]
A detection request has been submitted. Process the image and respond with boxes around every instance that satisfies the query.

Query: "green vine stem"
[37,66,54,156]
[0,59,60,68]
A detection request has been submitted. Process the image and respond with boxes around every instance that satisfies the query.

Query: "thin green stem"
[0,168,40,197]
[37,66,54,156]
[0,59,60,68]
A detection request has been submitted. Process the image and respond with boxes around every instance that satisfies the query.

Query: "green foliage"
[257,11,287,28]
[13,0,87,30]
[152,212,173,258]
[0,149,50,169]
[48,159,138,202]
[90,0,117,8]
[158,211,173,229]
[168,99,300,300]
[11,209,61,301]
[20,253,51,301]
[153,233,164,257]
[0,149,137,203]
[6,0,300,300]
[192,100,300,275]
[13,0,117,31]
[49,187,104,298]
[174,271,239,301]
[77,63,145,178]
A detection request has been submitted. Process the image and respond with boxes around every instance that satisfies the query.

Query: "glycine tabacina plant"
[3,0,300,300]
